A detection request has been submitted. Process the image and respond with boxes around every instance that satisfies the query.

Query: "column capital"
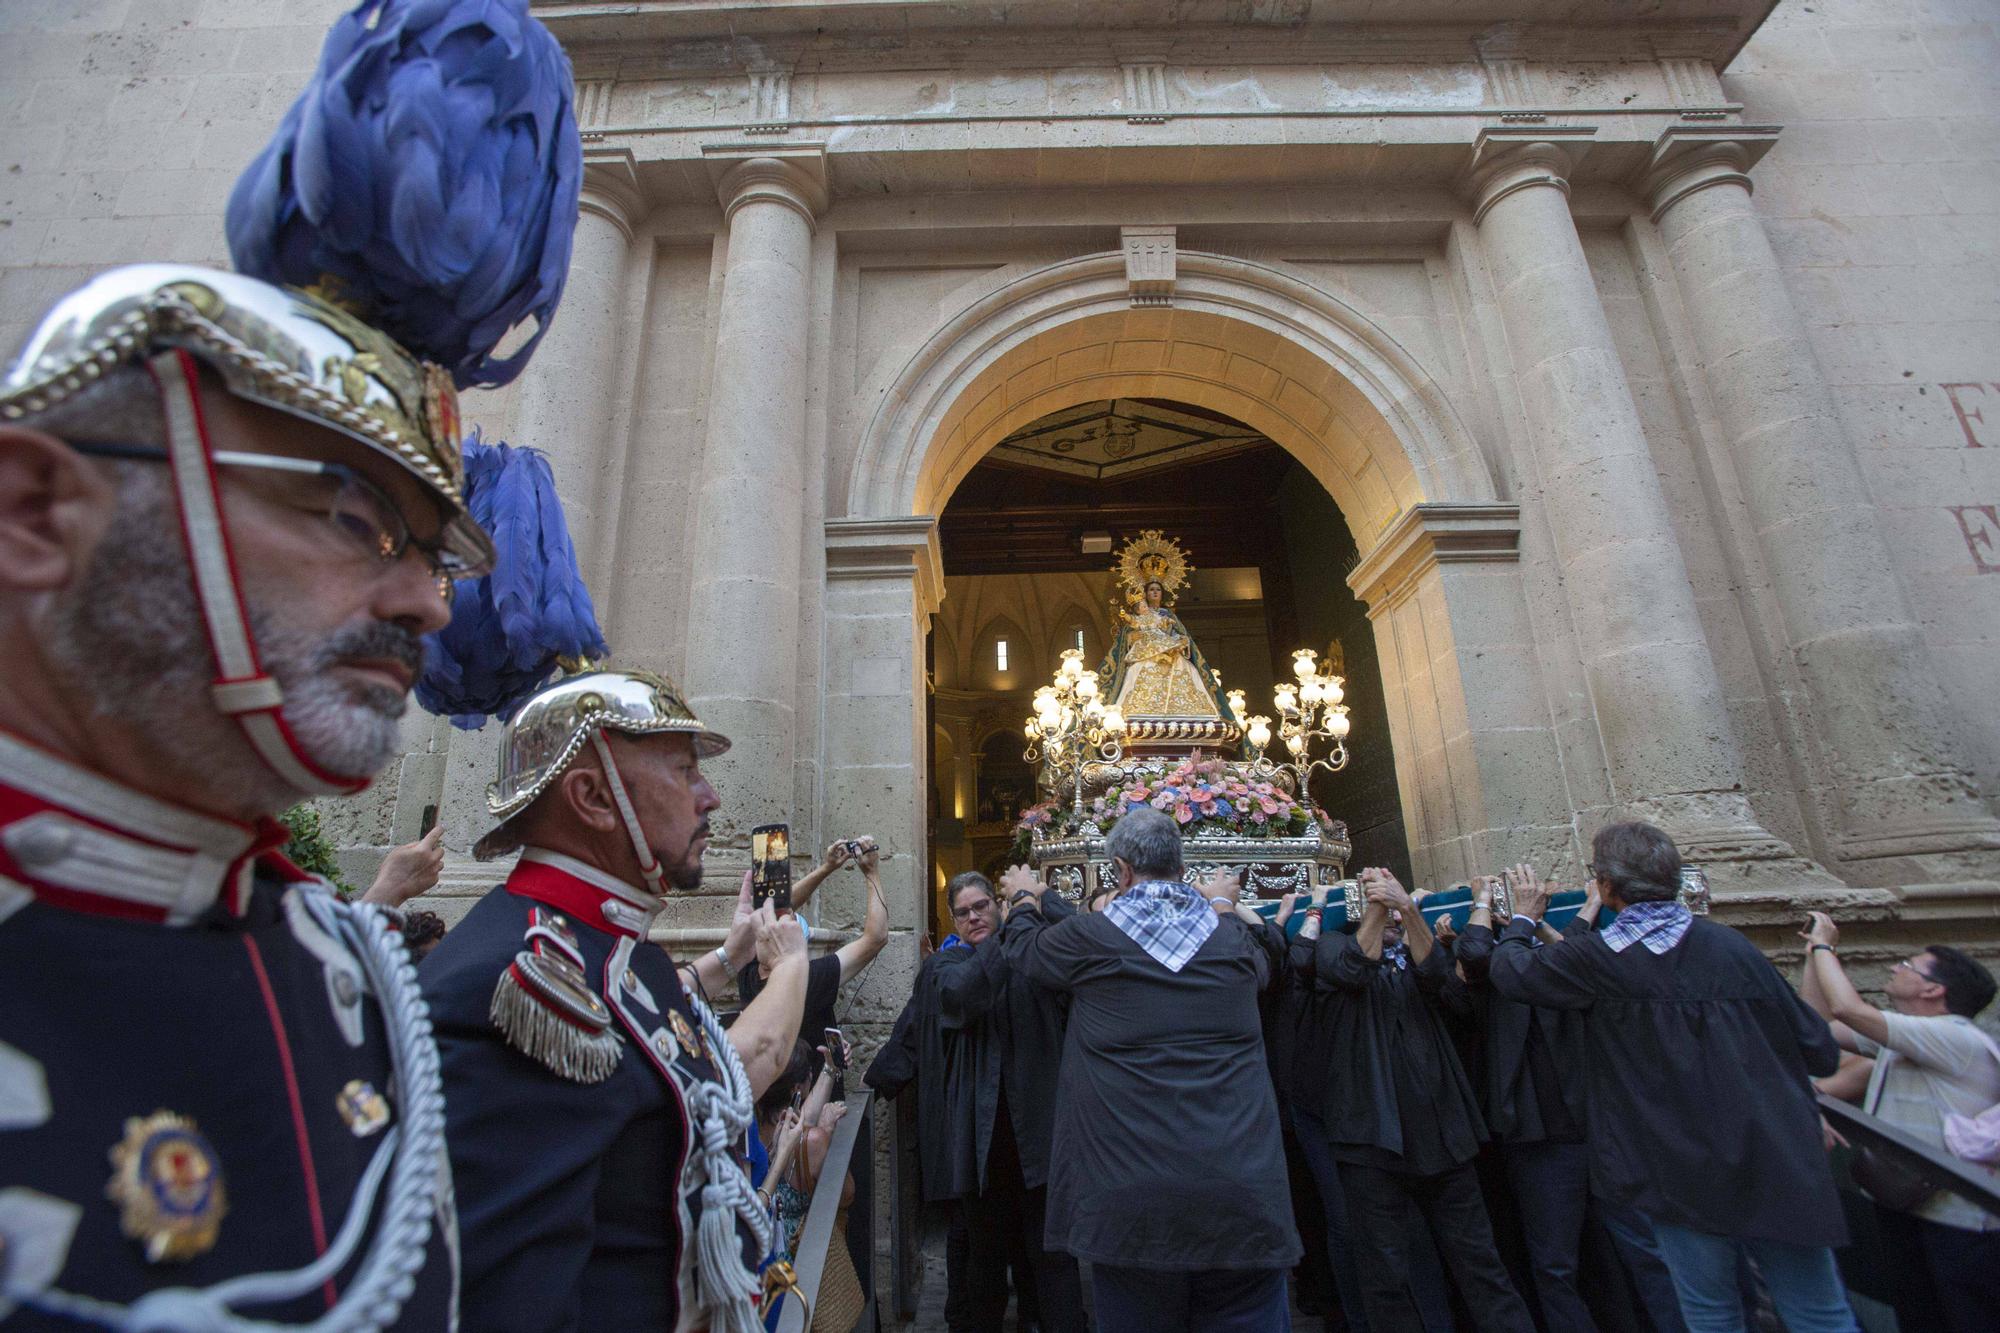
[578,145,645,242]
[1463,126,1597,225]
[1346,502,1521,615]
[704,143,828,231]
[826,515,944,618]
[1638,125,1781,222]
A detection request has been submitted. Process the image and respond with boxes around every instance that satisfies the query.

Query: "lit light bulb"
[1103,706,1126,734]
[1328,710,1351,739]
[1061,652,1085,678]
[1226,689,1247,724]
[1247,716,1272,749]
[1025,719,1041,738]
[1286,732,1308,756]
[1292,649,1317,681]
[1076,673,1099,701]
[1274,685,1298,714]
[1299,678,1324,706]
[1084,697,1105,720]
[1323,678,1344,707]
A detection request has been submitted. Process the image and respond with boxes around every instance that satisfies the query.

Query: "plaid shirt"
[1600,899,1692,955]
[1103,879,1217,973]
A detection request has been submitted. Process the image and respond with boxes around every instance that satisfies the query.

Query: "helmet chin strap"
[146,350,367,799]
[589,730,666,897]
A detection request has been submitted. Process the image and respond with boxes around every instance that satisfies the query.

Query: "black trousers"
[1501,1140,1599,1333]
[1875,1205,2000,1333]
[959,1109,1084,1333]
[1337,1158,1538,1333]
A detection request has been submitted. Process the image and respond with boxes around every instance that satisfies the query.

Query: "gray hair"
[1105,806,1184,880]
[947,871,994,908]
[1591,820,1682,904]
[10,363,163,445]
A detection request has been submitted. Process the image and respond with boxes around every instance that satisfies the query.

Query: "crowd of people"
[2,2,1996,1331]
[871,811,2000,1333]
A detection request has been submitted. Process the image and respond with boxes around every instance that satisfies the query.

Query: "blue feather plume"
[417,433,608,726]
[227,0,582,389]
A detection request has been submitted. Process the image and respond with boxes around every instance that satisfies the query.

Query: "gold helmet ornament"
[479,668,730,896]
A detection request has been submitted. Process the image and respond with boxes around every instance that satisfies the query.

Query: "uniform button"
[332,971,359,1007]
[10,821,75,868]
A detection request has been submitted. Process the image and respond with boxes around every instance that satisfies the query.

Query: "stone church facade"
[4,0,1997,1060]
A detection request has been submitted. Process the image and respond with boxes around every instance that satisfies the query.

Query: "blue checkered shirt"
[1103,879,1218,973]
[1600,899,1692,955]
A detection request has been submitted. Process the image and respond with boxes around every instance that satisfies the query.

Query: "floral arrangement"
[1011,756,1320,853]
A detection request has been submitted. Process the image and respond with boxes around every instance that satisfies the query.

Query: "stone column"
[682,153,827,848]
[1468,132,1815,886]
[506,148,645,578]
[1643,130,2000,885]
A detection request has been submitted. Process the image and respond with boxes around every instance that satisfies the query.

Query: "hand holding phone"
[751,823,792,912]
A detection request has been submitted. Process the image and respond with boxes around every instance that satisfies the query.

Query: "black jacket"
[1455,920,1588,1144]
[1003,900,1301,1270]
[864,946,979,1203]
[1292,928,1487,1176]
[1487,915,1846,1246]
[935,916,1071,1192]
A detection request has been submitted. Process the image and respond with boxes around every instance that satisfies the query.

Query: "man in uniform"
[0,1,581,1324]
[420,667,811,1333]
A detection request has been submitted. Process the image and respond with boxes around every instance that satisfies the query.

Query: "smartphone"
[751,823,792,912]
[823,1026,849,1074]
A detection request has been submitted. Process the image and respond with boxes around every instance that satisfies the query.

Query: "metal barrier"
[1818,1092,2000,1218]
[775,1089,878,1333]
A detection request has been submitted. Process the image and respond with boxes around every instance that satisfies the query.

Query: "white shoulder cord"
[15,892,450,1332]
[681,996,772,1333]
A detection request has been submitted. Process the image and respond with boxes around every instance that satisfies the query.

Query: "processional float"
[1016,530,1711,929]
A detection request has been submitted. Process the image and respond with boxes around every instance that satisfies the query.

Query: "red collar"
[505,848,661,939]
[0,729,296,924]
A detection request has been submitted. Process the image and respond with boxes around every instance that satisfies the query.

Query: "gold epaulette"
[489,907,622,1084]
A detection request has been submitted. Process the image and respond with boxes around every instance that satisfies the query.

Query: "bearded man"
[419,668,811,1333]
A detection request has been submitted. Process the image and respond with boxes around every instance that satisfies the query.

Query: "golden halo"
[1113,529,1192,599]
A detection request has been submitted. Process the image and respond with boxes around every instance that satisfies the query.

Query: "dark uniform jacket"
[935,919,1070,1194]
[864,946,976,1203]
[1292,928,1487,1177]
[1488,914,1846,1246]
[0,737,457,1329]
[1003,899,1301,1271]
[421,847,764,1332]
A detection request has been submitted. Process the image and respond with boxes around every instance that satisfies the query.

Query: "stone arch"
[848,250,1494,548]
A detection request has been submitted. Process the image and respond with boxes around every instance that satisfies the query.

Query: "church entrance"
[922,397,1413,939]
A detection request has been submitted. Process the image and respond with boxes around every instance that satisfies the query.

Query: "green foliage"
[279,804,355,897]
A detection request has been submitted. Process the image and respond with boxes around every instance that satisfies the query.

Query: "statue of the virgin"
[1099,530,1235,720]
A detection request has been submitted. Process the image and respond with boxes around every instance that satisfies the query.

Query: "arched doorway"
[823,251,1577,952]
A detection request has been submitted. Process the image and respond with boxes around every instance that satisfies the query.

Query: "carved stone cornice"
[1346,502,1521,614]
[704,143,829,230]
[1638,125,1781,221]
[1463,126,1596,225]
[578,146,645,241]
[825,515,945,617]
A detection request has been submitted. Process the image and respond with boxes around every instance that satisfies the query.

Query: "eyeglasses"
[950,900,993,919]
[73,441,465,593]
[1894,959,1942,985]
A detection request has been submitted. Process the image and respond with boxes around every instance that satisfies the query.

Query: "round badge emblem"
[106,1110,228,1263]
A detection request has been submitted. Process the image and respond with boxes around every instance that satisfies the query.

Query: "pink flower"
[1259,796,1279,814]
[1251,811,1268,824]
[1174,804,1195,824]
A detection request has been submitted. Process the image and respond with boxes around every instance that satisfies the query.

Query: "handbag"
[1849,1142,1941,1213]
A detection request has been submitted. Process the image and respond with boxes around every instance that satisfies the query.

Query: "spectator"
[739,835,890,1084]
[1002,807,1301,1333]
[362,822,446,906]
[1294,868,1535,1333]
[1799,911,2000,1332]
[938,869,1085,1332]
[1488,821,1857,1333]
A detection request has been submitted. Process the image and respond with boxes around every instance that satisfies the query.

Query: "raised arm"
[788,839,855,912]
[679,869,758,1006]
[1486,916,1597,1011]
[999,867,1087,994]
[727,908,811,1098]
[835,841,889,984]
[1800,912,1883,1048]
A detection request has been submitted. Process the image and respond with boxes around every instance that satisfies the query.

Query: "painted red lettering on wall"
[1939,383,1998,448]
[1948,505,2000,573]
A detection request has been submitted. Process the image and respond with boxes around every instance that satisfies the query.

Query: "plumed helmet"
[0,262,494,576]
[487,669,731,822]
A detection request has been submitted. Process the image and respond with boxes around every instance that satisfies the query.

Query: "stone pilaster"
[1347,504,1576,887]
[1467,131,1830,895]
[683,149,828,851]
[1641,128,2000,889]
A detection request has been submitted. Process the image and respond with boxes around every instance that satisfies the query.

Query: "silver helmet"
[487,668,730,821]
